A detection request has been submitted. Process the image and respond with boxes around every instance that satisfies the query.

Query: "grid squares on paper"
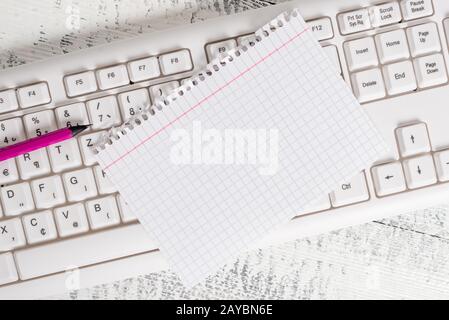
[97,11,388,286]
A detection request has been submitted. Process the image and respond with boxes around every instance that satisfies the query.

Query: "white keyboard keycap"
[22,210,57,244]
[383,60,417,95]
[0,117,25,146]
[117,194,138,222]
[330,172,369,207]
[0,218,26,251]
[86,196,121,230]
[0,253,18,285]
[48,139,83,173]
[96,64,130,90]
[407,23,440,57]
[403,154,437,189]
[62,168,97,202]
[55,103,90,129]
[23,110,57,138]
[308,17,333,41]
[118,88,151,121]
[298,195,331,215]
[370,2,402,27]
[159,49,193,75]
[79,131,104,165]
[127,57,161,82]
[93,165,117,194]
[375,29,410,64]
[414,53,448,88]
[149,81,179,104]
[371,162,406,196]
[31,175,66,209]
[87,95,122,130]
[401,0,434,21]
[14,224,156,280]
[205,39,237,61]
[17,149,51,179]
[17,82,51,108]
[434,150,449,182]
[1,182,34,216]
[0,89,19,113]
[64,71,98,97]
[322,45,342,75]
[0,159,19,185]
[396,123,431,157]
[54,203,89,237]
[338,9,371,35]
[344,37,378,72]
[351,68,386,103]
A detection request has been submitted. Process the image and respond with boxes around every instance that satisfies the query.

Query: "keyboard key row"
[338,0,433,35]
[0,82,52,113]
[64,49,191,97]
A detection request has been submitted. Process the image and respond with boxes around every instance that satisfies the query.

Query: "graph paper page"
[96,10,388,286]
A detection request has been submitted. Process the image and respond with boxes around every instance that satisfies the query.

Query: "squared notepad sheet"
[96,10,388,286]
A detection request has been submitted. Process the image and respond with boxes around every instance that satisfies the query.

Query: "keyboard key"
[118,88,151,121]
[149,81,179,104]
[48,139,83,173]
[0,89,19,113]
[371,162,406,196]
[64,71,98,97]
[434,150,449,182]
[79,131,104,165]
[93,165,117,194]
[205,39,237,61]
[236,34,256,45]
[0,117,25,146]
[330,172,369,207]
[0,218,26,251]
[0,182,34,216]
[344,37,378,72]
[55,103,90,129]
[396,123,431,157]
[298,195,331,215]
[308,17,333,41]
[62,168,97,202]
[86,196,121,230]
[0,159,19,185]
[407,23,440,57]
[375,29,410,64]
[96,64,130,90]
[22,210,57,244]
[23,110,57,138]
[127,57,161,82]
[31,175,66,209]
[0,253,18,285]
[401,0,433,21]
[338,8,371,35]
[403,154,437,189]
[383,60,417,95]
[159,49,193,75]
[14,224,156,280]
[17,82,51,108]
[414,53,448,88]
[86,95,122,130]
[370,2,402,27]
[351,68,386,103]
[17,149,51,179]
[54,203,89,237]
[117,194,138,222]
[322,45,342,75]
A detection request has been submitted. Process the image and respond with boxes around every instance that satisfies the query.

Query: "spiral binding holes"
[95,8,299,153]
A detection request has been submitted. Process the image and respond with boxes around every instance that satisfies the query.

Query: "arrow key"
[403,154,437,189]
[434,149,449,182]
[372,161,406,196]
[396,123,431,157]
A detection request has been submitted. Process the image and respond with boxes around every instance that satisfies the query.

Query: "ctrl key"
[0,253,18,285]
[351,68,386,103]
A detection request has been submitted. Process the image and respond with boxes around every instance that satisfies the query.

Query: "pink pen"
[0,125,89,162]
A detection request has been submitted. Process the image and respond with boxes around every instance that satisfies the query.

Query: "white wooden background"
[2,0,449,299]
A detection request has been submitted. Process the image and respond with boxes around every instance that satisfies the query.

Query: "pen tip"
[70,124,91,136]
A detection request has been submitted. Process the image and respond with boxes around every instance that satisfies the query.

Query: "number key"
[0,117,25,146]
[55,103,90,129]
[23,110,57,138]
[118,88,150,121]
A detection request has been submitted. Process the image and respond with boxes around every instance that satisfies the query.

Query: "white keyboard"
[2,0,449,298]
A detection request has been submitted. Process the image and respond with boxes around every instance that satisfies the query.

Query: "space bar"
[15,224,157,280]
